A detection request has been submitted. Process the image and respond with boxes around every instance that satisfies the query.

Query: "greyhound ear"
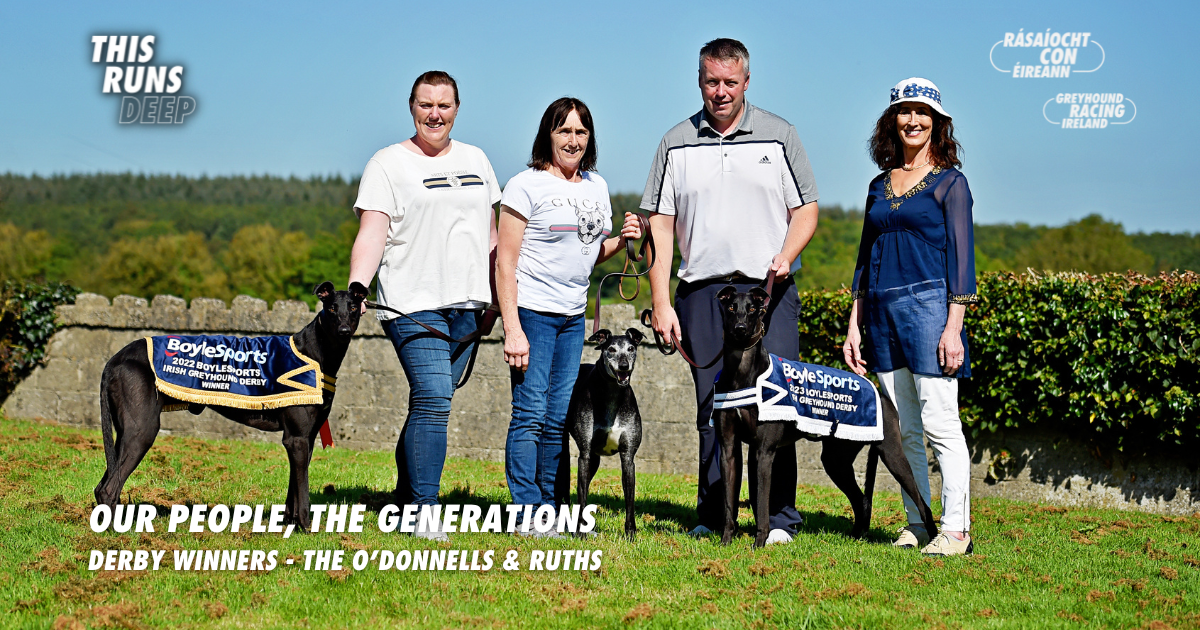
[749,287,770,306]
[588,329,611,347]
[313,281,335,300]
[717,285,738,305]
[625,328,645,346]
[349,282,369,300]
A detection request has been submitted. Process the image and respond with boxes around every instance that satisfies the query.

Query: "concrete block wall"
[4,294,1196,515]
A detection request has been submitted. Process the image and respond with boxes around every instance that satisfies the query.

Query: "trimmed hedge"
[796,271,1200,452]
[0,281,79,401]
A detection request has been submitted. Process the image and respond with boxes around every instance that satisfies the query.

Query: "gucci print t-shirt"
[501,168,612,315]
[353,140,501,316]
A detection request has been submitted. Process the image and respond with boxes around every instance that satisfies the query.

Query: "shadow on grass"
[309,483,904,543]
[799,509,899,544]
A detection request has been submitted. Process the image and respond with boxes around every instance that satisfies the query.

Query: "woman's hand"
[938,327,964,376]
[938,303,967,376]
[842,323,868,376]
[596,212,645,263]
[504,328,530,372]
[620,212,643,242]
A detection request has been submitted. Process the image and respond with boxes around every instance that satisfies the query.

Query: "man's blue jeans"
[382,309,479,506]
[505,308,585,508]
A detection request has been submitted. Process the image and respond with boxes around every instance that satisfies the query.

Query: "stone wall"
[4,294,1197,515]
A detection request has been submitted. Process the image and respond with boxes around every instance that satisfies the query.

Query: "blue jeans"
[382,309,480,506]
[506,308,585,508]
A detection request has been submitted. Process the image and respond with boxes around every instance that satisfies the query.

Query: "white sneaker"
[688,524,715,538]
[892,525,930,549]
[413,521,449,542]
[515,528,564,539]
[765,529,793,545]
[921,532,973,557]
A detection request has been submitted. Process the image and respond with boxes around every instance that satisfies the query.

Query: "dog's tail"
[864,443,879,510]
[99,364,117,477]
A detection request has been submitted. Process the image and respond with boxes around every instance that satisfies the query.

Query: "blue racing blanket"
[145,335,329,410]
[713,355,883,442]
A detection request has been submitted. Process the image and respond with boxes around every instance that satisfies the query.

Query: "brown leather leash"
[365,302,498,390]
[639,272,776,370]
[592,213,655,335]
[589,212,720,369]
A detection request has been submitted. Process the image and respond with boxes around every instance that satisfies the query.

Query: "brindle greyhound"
[563,328,645,539]
[710,286,938,547]
[93,281,367,530]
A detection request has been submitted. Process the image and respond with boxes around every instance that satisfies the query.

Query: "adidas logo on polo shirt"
[759,156,771,164]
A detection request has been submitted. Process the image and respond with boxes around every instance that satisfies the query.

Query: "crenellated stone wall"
[3,294,1197,515]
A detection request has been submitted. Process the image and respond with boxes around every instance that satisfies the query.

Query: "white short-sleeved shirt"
[353,140,501,316]
[501,169,612,315]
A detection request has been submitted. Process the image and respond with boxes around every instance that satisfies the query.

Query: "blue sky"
[1,0,1196,231]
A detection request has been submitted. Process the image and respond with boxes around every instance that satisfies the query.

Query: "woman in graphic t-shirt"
[496,97,642,524]
[348,71,501,541]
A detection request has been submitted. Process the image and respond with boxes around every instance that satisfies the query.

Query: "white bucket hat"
[889,77,950,118]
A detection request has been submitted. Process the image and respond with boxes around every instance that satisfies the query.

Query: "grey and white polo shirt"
[639,102,818,283]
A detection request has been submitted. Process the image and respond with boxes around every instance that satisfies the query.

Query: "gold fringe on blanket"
[144,337,326,411]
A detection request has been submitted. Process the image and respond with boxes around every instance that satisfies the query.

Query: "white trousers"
[877,368,971,532]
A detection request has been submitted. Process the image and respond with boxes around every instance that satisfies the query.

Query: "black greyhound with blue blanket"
[94,282,367,530]
[711,285,937,547]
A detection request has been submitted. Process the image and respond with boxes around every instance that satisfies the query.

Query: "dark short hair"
[408,70,459,107]
[868,103,963,170]
[528,97,597,172]
[699,38,750,74]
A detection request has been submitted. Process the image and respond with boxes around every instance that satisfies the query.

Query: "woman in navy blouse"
[842,77,978,557]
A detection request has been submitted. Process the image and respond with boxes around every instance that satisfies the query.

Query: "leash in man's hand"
[639,273,776,370]
[594,214,779,370]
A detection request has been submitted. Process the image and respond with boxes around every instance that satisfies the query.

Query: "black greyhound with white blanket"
[710,285,937,547]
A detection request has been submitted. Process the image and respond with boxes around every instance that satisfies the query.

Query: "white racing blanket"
[712,355,883,442]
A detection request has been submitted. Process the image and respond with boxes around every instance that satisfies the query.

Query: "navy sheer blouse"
[851,167,979,303]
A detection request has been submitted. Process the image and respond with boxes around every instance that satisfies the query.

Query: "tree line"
[2,173,1197,306]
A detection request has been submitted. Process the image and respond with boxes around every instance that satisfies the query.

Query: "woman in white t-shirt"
[496,97,642,518]
[348,71,501,540]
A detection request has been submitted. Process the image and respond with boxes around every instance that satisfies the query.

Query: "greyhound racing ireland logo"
[990,30,1104,78]
[90,35,198,124]
[1044,93,1136,129]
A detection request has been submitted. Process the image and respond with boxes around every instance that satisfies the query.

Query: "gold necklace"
[900,158,931,172]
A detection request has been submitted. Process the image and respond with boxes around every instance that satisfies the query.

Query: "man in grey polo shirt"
[641,38,820,543]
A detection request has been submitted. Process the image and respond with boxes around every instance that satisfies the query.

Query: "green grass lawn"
[2,418,1197,629]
